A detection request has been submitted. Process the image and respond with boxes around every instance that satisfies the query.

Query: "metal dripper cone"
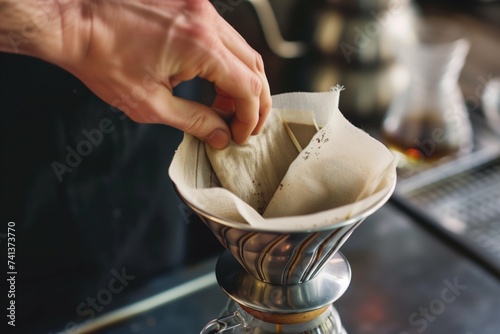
[180,184,394,286]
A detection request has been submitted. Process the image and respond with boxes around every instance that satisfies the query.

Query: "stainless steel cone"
[179,184,394,286]
[206,218,360,285]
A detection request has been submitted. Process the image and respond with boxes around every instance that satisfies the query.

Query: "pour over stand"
[186,209,382,333]
[201,251,351,333]
[176,178,395,333]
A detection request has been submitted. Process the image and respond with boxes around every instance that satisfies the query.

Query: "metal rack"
[392,113,500,277]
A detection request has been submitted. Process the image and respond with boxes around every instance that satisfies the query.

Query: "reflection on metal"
[203,216,362,285]
[216,251,351,314]
[200,310,247,334]
[61,273,217,333]
[183,162,395,332]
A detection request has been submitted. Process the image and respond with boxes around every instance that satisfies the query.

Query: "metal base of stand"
[216,250,352,314]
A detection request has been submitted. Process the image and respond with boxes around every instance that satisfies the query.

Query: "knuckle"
[170,19,219,66]
[180,21,218,53]
[260,95,272,114]
[183,0,208,12]
[183,112,210,135]
[254,51,265,72]
[250,73,262,96]
[169,7,212,42]
[183,21,206,40]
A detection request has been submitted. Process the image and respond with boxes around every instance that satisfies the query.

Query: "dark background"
[1,0,499,333]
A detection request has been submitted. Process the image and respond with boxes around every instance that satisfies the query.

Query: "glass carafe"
[382,17,473,163]
[200,300,346,334]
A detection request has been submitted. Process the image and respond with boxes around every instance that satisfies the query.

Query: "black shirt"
[0,53,219,333]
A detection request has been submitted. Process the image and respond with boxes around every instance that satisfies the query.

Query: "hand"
[13,0,272,149]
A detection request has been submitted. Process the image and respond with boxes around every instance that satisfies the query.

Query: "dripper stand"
[180,203,383,333]
[176,179,395,333]
[203,250,350,334]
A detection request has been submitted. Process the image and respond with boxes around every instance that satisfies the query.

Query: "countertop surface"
[65,202,500,334]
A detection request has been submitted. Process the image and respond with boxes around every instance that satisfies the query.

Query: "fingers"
[200,40,263,144]
[146,88,232,149]
[206,49,270,144]
[185,6,271,143]
[212,87,235,117]
[171,98,231,149]
[214,17,272,135]
[130,6,271,148]
[211,90,235,124]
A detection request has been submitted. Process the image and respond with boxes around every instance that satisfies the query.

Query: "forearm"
[0,0,79,63]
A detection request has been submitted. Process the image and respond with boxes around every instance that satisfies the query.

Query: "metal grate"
[398,158,500,275]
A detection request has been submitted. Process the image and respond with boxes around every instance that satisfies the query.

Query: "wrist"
[0,0,84,65]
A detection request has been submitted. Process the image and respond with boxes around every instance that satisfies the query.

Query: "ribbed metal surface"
[202,217,363,285]
[177,174,396,287]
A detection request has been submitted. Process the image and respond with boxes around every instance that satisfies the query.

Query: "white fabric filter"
[168,87,398,231]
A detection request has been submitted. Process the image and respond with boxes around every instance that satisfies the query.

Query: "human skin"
[0,0,272,149]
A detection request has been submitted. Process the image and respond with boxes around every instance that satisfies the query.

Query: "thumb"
[165,95,232,150]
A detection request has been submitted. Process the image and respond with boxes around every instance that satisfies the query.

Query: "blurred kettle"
[242,0,419,124]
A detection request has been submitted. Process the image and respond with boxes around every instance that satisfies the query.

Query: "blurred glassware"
[381,17,474,163]
[482,77,500,135]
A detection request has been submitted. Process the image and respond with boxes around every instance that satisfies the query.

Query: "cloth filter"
[168,87,398,231]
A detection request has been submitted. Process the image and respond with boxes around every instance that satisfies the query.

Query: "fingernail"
[206,129,230,149]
